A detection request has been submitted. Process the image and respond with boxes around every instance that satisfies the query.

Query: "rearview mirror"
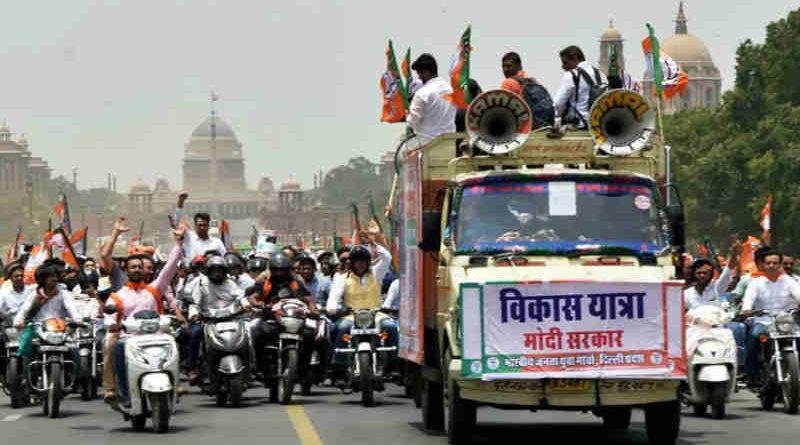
[419,210,442,252]
[665,204,685,248]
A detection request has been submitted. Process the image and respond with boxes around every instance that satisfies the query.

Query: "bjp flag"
[443,25,472,110]
[380,40,408,123]
[740,236,762,274]
[642,24,688,100]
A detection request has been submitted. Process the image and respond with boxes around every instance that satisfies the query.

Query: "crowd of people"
[0,193,402,407]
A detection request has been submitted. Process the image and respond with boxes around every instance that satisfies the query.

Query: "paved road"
[0,384,797,445]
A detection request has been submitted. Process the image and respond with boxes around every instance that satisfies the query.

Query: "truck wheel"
[781,352,799,414]
[710,382,727,419]
[444,349,476,444]
[422,376,444,431]
[602,407,632,429]
[645,400,680,445]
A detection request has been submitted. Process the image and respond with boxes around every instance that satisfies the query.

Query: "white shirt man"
[742,274,800,325]
[182,232,226,264]
[0,284,34,321]
[553,61,607,128]
[326,244,392,314]
[683,267,734,311]
[407,77,457,147]
[381,278,400,311]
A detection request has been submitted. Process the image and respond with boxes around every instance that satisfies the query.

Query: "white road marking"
[2,414,23,421]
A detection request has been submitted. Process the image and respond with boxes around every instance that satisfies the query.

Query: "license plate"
[216,322,237,332]
[40,345,69,352]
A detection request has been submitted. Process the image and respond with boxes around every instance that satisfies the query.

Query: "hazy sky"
[0,0,795,193]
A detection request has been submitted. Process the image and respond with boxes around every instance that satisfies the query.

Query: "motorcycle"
[71,296,104,400]
[684,304,737,419]
[106,308,179,433]
[1,319,28,408]
[202,300,252,407]
[27,318,79,418]
[334,308,397,407]
[265,295,312,405]
[751,309,800,414]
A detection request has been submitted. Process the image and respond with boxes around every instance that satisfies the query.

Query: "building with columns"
[641,2,722,113]
[0,123,51,203]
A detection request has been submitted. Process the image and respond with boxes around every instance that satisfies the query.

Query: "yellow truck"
[395,89,687,445]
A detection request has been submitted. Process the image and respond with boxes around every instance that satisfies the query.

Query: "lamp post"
[25,175,33,220]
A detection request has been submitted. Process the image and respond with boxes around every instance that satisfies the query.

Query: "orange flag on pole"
[740,235,762,274]
[443,25,472,110]
[380,40,408,123]
[760,194,772,245]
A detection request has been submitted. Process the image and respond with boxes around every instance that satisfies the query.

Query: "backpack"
[574,66,607,109]
[512,76,555,129]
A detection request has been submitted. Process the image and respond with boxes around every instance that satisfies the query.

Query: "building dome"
[191,116,237,140]
[17,135,29,148]
[600,26,622,41]
[154,178,171,193]
[661,33,713,63]
[279,178,301,191]
[129,179,152,194]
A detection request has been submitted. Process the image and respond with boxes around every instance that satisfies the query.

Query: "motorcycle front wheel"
[80,356,93,401]
[781,352,800,414]
[46,362,63,418]
[6,356,26,408]
[358,351,374,407]
[279,348,298,405]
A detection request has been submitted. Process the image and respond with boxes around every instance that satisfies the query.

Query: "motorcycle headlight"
[4,327,19,341]
[355,310,374,329]
[139,320,160,334]
[281,317,304,334]
[776,314,796,334]
[42,332,66,345]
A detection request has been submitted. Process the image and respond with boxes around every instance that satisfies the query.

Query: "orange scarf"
[751,270,784,282]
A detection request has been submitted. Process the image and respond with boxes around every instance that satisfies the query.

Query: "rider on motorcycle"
[192,256,250,388]
[225,253,255,293]
[741,249,800,385]
[0,263,33,323]
[326,242,397,388]
[100,223,185,402]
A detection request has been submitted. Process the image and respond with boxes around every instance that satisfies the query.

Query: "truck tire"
[781,352,799,414]
[444,349,476,444]
[710,382,726,419]
[602,407,632,429]
[422,377,444,431]
[645,400,680,445]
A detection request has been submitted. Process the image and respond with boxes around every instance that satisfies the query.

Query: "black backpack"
[512,76,555,129]
[573,67,607,109]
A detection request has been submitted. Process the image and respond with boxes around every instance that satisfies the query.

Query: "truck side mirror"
[419,210,442,252]
[665,205,685,248]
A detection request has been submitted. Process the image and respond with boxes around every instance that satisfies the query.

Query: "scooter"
[1,319,28,408]
[335,309,397,407]
[106,308,179,433]
[684,304,737,419]
[202,300,252,407]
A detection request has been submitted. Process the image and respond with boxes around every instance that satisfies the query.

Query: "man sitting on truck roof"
[406,53,457,148]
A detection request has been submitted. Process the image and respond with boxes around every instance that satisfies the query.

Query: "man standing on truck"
[326,239,396,387]
[553,45,607,129]
[407,53,457,147]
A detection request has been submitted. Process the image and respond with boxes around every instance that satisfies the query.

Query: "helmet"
[224,253,243,269]
[247,257,267,272]
[269,252,292,270]
[205,256,228,272]
[350,245,372,263]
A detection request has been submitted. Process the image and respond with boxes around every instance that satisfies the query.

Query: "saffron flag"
[350,202,362,246]
[69,227,88,256]
[6,226,22,263]
[642,24,688,100]
[57,227,80,268]
[760,194,772,245]
[380,40,408,123]
[53,194,72,236]
[23,231,53,284]
[740,235,763,274]
[444,25,472,110]
[219,219,234,252]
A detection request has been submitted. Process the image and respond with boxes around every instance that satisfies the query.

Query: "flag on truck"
[642,24,688,100]
[53,193,72,235]
[760,194,772,245]
[6,226,22,263]
[443,25,472,110]
[380,40,408,123]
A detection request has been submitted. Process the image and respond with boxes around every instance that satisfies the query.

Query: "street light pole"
[25,175,33,220]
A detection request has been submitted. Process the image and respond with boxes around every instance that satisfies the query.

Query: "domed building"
[128,179,153,214]
[642,3,722,113]
[598,21,625,77]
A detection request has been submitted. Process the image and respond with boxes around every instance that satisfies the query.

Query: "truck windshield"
[453,178,665,254]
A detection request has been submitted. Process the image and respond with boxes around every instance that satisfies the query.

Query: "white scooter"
[685,304,738,419]
[106,307,179,433]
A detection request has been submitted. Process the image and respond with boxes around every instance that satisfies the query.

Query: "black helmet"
[350,245,372,263]
[247,257,267,272]
[269,252,292,270]
[224,253,243,269]
[205,255,228,272]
